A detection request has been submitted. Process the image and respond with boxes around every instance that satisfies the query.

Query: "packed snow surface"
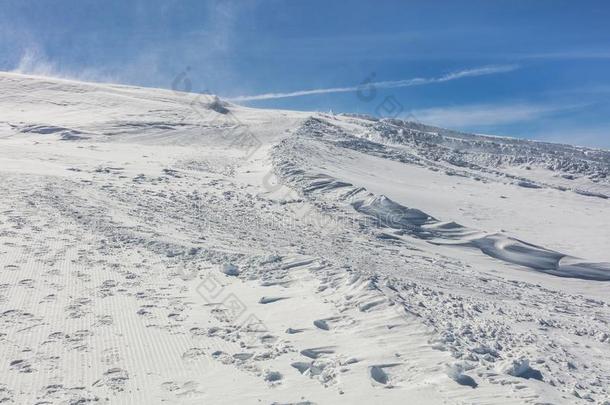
[0,72,609,404]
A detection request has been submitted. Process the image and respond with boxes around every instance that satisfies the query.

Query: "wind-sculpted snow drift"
[354,195,610,281]
[1,72,609,404]
[273,117,610,281]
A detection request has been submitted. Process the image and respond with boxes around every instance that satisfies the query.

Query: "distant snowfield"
[0,72,608,404]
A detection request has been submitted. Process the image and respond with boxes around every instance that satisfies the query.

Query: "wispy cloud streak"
[406,102,585,128]
[228,65,519,102]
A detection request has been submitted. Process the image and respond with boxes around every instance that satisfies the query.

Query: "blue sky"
[1,0,610,148]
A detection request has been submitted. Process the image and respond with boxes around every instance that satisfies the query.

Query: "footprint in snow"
[300,347,335,359]
[258,296,289,304]
[182,348,206,361]
[313,316,350,331]
[9,359,34,373]
[232,353,254,361]
[313,319,329,330]
[369,363,402,387]
[291,362,312,374]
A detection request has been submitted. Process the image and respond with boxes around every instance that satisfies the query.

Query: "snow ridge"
[1,73,609,404]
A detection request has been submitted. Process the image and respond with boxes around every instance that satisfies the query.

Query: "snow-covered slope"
[0,72,608,404]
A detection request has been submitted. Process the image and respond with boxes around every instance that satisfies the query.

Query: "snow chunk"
[500,358,543,381]
[220,263,239,276]
[263,370,282,382]
[447,363,478,388]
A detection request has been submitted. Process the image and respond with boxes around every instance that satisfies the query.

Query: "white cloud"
[534,127,610,150]
[517,50,610,60]
[406,102,582,128]
[228,65,519,102]
[404,101,610,150]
